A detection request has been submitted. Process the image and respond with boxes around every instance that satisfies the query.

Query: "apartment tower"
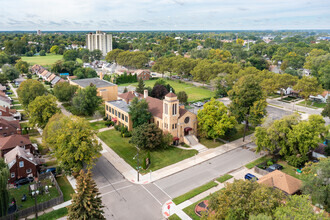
[86,31,112,56]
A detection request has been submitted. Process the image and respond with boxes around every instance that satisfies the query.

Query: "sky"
[0,0,330,31]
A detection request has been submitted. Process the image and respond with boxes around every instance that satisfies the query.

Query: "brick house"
[0,106,21,121]
[5,146,39,183]
[135,70,151,81]
[0,134,35,157]
[0,118,21,137]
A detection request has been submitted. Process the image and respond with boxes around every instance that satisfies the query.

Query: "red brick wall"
[8,156,38,183]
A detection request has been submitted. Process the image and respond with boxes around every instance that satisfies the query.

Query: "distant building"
[135,70,151,81]
[86,31,113,56]
[37,30,41,35]
[68,75,118,101]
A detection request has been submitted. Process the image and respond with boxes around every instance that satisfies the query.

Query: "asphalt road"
[92,145,262,219]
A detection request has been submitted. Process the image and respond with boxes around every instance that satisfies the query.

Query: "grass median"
[172,181,218,205]
[33,207,68,220]
[216,174,233,183]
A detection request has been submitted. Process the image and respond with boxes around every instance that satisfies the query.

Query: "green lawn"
[277,161,304,180]
[21,54,82,68]
[98,129,198,173]
[9,179,60,210]
[268,93,281,99]
[172,181,218,205]
[56,176,75,201]
[12,100,20,105]
[281,96,299,102]
[11,105,23,110]
[216,174,233,183]
[90,121,108,130]
[169,213,181,220]
[120,79,215,102]
[297,100,326,108]
[199,138,224,148]
[245,156,271,169]
[45,160,57,167]
[33,207,68,220]
[222,124,255,142]
[183,195,212,220]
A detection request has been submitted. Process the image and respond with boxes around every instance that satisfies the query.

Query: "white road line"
[141,185,162,206]
[99,180,127,189]
[153,183,172,199]
[100,185,133,197]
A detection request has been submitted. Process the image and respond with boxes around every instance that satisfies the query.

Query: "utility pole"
[136,146,140,182]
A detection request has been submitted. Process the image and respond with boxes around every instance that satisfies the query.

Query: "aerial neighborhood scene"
[0,0,330,219]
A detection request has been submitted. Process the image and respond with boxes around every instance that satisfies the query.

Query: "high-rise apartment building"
[86,31,112,56]
[37,30,41,35]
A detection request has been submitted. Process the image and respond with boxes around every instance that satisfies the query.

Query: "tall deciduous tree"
[15,59,29,73]
[63,50,78,61]
[53,82,78,102]
[208,179,284,220]
[43,114,102,173]
[28,94,60,128]
[293,76,323,106]
[2,65,20,80]
[151,84,168,100]
[0,159,9,217]
[321,97,330,118]
[177,91,188,104]
[105,49,124,63]
[274,195,325,220]
[50,45,59,54]
[130,123,167,150]
[68,169,105,220]
[128,97,151,128]
[228,74,266,141]
[17,79,47,108]
[71,85,103,116]
[197,98,236,141]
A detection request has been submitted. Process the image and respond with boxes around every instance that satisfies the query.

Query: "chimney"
[144,90,148,99]
[100,72,103,80]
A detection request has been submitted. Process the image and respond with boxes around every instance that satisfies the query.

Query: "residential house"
[0,106,21,121]
[0,134,36,157]
[0,93,11,108]
[105,90,198,145]
[310,91,329,103]
[135,70,151,81]
[0,118,21,137]
[0,84,6,92]
[51,76,64,85]
[258,170,302,195]
[5,146,39,183]
[47,73,56,83]
[69,75,118,101]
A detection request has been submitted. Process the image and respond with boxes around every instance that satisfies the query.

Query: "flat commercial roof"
[107,100,130,112]
[72,78,116,88]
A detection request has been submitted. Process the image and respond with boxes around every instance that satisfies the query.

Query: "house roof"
[51,76,61,85]
[0,95,11,104]
[258,170,302,195]
[178,108,188,119]
[118,91,142,101]
[71,78,116,88]
[0,118,20,130]
[165,92,177,98]
[321,91,329,98]
[146,96,163,118]
[0,106,17,115]
[107,100,130,112]
[48,74,56,82]
[0,134,31,150]
[135,69,150,75]
[5,146,38,169]
[41,70,49,77]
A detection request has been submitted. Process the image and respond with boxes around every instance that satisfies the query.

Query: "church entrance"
[184,127,192,136]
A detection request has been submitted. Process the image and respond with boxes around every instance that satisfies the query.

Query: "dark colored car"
[5,92,12,95]
[266,164,283,172]
[244,173,258,181]
[14,177,34,186]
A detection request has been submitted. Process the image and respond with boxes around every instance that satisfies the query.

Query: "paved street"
[92,145,262,219]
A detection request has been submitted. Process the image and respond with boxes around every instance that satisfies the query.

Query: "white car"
[193,102,203,107]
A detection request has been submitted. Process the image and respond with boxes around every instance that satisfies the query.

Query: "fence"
[1,173,64,220]
[254,166,270,176]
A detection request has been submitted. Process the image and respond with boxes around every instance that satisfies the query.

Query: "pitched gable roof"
[0,134,31,150]
[118,91,143,102]
[258,170,302,195]
[5,146,37,169]
[146,96,163,119]
[0,118,20,130]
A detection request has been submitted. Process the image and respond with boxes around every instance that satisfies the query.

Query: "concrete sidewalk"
[99,134,254,184]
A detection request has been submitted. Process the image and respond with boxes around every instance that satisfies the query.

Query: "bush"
[325,145,330,156]
[114,125,120,131]
[103,116,108,121]
[105,121,113,127]
[286,155,308,167]
[267,160,273,166]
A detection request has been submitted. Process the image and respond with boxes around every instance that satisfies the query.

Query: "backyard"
[21,54,82,68]
[120,79,215,102]
[97,129,198,173]
[56,176,75,201]
[9,179,60,210]
[297,100,326,108]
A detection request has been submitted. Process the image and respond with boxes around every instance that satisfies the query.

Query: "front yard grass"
[172,181,218,205]
[98,129,198,174]
[277,161,304,181]
[120,79,215,102]
[11,105,23,110]
[222,124,255,142]
[90,121,108,130]
[169,213,181,220]
[9,179,60,210]
[183,194,212,220]
[245,155,271,169]
[216,174,233,183]
[297,100,326,108]
[199,138,224,148]
[33,207,68,220]
[56,176,75,201]
[12,100,20,105]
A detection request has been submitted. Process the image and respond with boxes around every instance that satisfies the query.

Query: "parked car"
[5,92,12,95]
[244,173,258,181]
[266,164,283,172]
[14,177,34,186]
[193,102,203,107]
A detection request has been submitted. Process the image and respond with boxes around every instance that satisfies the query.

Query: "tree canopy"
[128,97,151,128]
[0,159,9,217]
[2,65,20,80]
[17,79,47,108]
[53,81,78,102]
[43,114,102,173]
[71,85,103,116]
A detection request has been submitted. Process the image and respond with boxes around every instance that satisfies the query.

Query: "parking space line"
[100,185,133,197]
[141,185,162,206]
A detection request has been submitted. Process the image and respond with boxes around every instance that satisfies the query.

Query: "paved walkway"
[162,166,263,219]
[56,101,72,117]
[99,133,254,184]
[89,118,103,122]
[8,83,18,98]
[98,126,114,132]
